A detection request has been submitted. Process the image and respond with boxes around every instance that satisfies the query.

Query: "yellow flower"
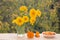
[30,18,36,25]
[30,8,37,18]
[15,17,24,26]
[19,6,28,11]
[36,9,41,17]
[23,16,29,23]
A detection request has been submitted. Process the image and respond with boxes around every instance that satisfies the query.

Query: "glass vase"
[17,26,25,38]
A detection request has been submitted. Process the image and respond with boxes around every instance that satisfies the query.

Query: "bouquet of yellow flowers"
[12,6,41,35]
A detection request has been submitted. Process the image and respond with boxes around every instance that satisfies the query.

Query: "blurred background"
[0,0,60,33]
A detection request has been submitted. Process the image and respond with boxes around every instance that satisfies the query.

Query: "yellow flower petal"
[23,16,29,23]
[15,17,24,26]
[36,9,41,17]
[19,6,28,11]
[12,20,16,23]
[30,8,37,18]
[30,18,36,25]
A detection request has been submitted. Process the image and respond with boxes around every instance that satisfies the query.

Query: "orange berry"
[27,31,34,38]
[35,31,40,38]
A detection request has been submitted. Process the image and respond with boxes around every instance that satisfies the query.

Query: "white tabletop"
[0,33,17,40]
[0,33,60,40]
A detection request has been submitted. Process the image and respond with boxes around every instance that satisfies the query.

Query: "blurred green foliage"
[0,0,60,33]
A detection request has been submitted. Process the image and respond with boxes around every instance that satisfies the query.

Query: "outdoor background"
[0,0,60,33]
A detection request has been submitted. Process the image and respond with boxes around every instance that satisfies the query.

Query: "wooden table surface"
[0,33,60,40]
